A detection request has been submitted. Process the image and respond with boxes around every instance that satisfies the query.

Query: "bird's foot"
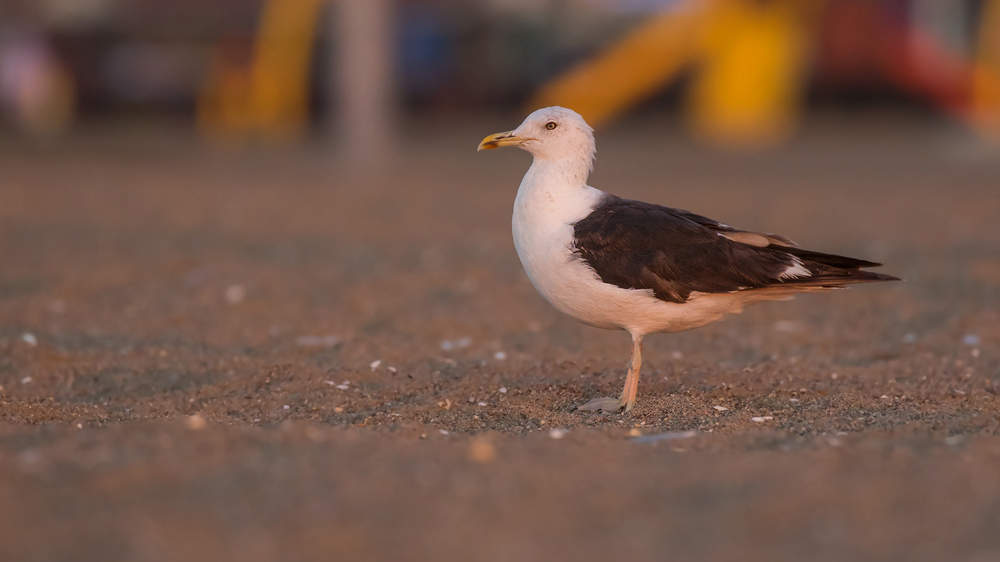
[576,396,627,412]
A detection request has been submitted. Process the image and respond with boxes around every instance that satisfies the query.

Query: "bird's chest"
[511,184,615,324]
[512,196,574,288]
[511,185,585,281]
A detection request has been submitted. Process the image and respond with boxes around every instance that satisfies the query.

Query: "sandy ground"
[1,114,999,561]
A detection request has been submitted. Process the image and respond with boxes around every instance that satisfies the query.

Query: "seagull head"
[478,106,596,170]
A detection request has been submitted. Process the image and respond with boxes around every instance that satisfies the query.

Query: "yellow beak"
[478,131,525,151]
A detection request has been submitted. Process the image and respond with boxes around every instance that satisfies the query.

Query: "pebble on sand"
[224,284,245,304]
[185,414,207,430]
[751,416,774,423]
[20,377,32,384]
[494,351,506,361]
[548,428,568,439]
[631,430,697,444]
[21,333,37,347]
[295,335,340,347]
[370,360,382,371]
[713,405,728,411]
[468,439,496,463]
[498,387,507,394]
[441,337,472,351]
[774,320,802,332]
[963,334,981,346]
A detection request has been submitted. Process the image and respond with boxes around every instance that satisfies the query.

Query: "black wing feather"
[572,195,897,304]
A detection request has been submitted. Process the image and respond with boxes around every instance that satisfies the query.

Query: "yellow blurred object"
[197,0,325,143]
[531,0,816,148]
[196,40,255,142]
[530,2,705,128]
[687,0,812,148]
[248,0,325,140]
[972,0,1000,142]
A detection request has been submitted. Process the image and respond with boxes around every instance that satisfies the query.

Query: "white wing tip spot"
[779,257,811,280]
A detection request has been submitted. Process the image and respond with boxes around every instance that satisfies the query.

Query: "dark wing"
[572,195,898,304]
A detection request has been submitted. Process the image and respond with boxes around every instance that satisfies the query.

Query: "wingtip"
[867,270,901,282]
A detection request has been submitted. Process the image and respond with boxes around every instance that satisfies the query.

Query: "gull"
[478,106,898,413]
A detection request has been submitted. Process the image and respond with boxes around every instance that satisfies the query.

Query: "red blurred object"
[816,0,973,118]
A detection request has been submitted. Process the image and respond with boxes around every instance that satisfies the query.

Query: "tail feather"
[780,246,882,269]
[770,244,900,289]
[783,269,900,288]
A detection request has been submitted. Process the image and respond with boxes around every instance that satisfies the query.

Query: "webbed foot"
[576,396,626,412]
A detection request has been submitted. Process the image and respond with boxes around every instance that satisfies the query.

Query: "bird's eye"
[545,121,558,130]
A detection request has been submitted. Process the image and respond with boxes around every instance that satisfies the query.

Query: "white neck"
[519,156,591,198]
[525,147,593,185]
[513,157,604,241]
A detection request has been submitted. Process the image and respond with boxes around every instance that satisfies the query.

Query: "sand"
[1,114,998,561]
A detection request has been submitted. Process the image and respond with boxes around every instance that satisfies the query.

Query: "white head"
[478,107,596,178]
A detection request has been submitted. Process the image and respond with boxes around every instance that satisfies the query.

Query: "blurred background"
[3,3,1000,560]
[0,0,998,151]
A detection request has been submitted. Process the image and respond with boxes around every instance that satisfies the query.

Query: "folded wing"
[572,195,898,304]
